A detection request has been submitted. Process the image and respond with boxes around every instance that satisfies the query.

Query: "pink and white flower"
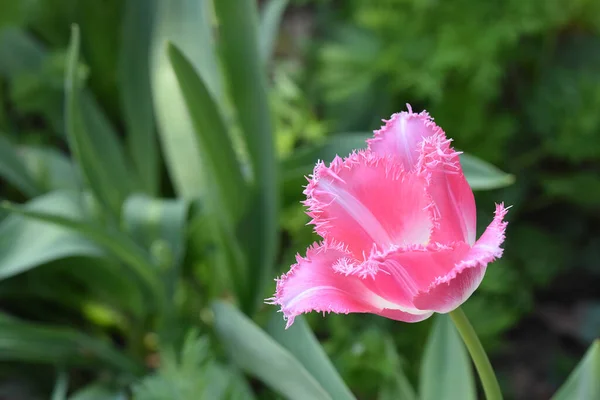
[269,105,509,327]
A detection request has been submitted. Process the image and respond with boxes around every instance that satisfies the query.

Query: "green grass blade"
[214,0,279,315]
[420,314,476,400]
[149,0,223,198]
[0,135,42,197]
[51,370,69,400]
[0,313,143,376]
[212,301,332,400]
[259,0,289,65]
[66,25,136,215]
[120,0,158,195]
[267,314,356,400]
[167,42,247,222]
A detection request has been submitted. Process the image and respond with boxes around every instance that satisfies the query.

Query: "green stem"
[449,308,503,400]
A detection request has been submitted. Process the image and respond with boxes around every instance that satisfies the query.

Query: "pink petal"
[304,151,434,258]
[269,241,433,328]
[367,104,443,170]
[413,204,509,313]
[419,133,477,245]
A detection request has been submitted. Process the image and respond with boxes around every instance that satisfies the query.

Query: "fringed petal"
[413,204,509,313]
[418,133,477,245]
[268,242,433,327]
[304,151,434,258]
[367,104,443,170]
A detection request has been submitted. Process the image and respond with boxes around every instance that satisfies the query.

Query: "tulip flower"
[269,105,508,328]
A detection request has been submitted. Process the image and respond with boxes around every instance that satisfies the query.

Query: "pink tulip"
[269,105,508,328]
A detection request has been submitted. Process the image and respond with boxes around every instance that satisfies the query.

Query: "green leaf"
[259,0,289,65]
[120,0,158,195]
[69,384,127,400]
[378,337,417,400]
[167,43,247,223]
[0,313,143,375]
[65,25,136,215]
[0,192,164,311]
[51,370,69,400]
[0,191,103,281]
[19,146,78,192]
[267,314,355,400]
[552,340,600,400]
[0,135,42,197]
[149,0,223,198]
[420,314,476,400]
[214,0,279,315]
[459,153,515,191]
[212,301,332,400]
[0,27,44,77]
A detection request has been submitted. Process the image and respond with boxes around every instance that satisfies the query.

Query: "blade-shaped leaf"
[167,43,247,222]
[259,0,289,65]
[0,193,164,310]
[66,25,136,215]
[460,153,515,190]
[120,0,158,195]
[552,340,600,400]
[0,313,143,375]
[0,27,44,77]
[214,0,279,315]
[420,314,476,400]
[0,135,42,197]
[51,370,69,400]
[212,301,331,400]
[69,384,127,400]
[378,336,417,400]
[19,146,78,192]
[0,191,103,281]
[267,314,355,400]
[149,0,223,198]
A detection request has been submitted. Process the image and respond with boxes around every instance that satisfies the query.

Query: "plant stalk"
[449,307,503,400]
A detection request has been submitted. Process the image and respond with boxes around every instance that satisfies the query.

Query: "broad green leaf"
[19,146,78,192]
[552,340,600,400]
[203,364,256,400]
[66,25,136,215]
[0,191,103,281]
[259,0,289,65]
[150,0,223,198]
[212,301,331,400]
[167,43,247,223]
[459,153,515,190]
[0,193,164,310]
[120,0,158,195]
[0,135,41,196]
[51,370,69,400]
[214,0,279,315]
[267,314,355,400]
[0,313,143,375]
[69,384,127,400]
[420,314,476,400]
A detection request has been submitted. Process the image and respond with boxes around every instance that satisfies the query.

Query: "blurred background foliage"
[0,0,598,399]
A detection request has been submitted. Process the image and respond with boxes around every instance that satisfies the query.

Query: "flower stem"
[449,307,503,400]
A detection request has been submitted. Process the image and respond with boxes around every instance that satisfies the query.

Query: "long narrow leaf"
[552,340,600,400]
[459,153,515,190]
[19,146,79,192]
[420,315,476,400]
[0,135,42,196]
[267,314,355,400]
[212,301,331,400]
[0,313,143,376]
[259,0,289,65]
[120,0,159,195]
[214,0,279,315]
[0,197,164,311]
[149,0,223,198]
[167,43,247,222]
[65,25,136,215]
